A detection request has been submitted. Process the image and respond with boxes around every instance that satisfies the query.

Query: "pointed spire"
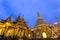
[5,16,11,22]
[21,15,25,21]
[55,16,59,22]
[17,16,21,21]
[38,12,41,19]
[14,15,21,23]
[35,12,46,26]
[21,15,28,29]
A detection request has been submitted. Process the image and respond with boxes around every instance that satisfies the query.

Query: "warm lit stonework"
[31,12,60,39]
[0,12,60,40]
[0,16,32,39]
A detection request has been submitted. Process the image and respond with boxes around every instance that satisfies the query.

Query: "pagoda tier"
[35,12,47,26]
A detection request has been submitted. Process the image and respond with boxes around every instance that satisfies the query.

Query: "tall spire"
[17,16,21,21]
[35,12,46,26]
[14,15,21,23]
[55,17,59,22]
[21,15,24,21]
[21,16,28,29]
[5,16,11,22]
[38,12,41,19]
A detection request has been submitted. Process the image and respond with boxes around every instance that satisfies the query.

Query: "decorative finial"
[6,16,11,22]
[22,15,24,20]
[37,12,41,19]
[55,16,59,22]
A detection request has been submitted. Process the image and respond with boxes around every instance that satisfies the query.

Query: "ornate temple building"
[31,12,51,38]
[0,16,32,39]
[0,12,60,39]
[31,12,60,39]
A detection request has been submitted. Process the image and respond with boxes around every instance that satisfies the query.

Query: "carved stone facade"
[0,16,32,38]
[32,12,60,39]
[0,12,60,39]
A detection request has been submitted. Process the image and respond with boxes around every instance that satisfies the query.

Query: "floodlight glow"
[42,32,47,38]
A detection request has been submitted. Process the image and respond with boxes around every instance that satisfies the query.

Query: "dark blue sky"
[0,0,60,28]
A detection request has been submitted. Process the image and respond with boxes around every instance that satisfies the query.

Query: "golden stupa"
[31,12,60,39]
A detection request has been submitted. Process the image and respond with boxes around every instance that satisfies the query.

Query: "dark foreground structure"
[0,37,60,40]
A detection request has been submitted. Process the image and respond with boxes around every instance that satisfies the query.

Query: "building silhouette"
[0,12,60,39]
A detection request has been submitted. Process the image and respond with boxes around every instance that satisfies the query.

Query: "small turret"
[15,16,21,22]
[13,16,21,24]
[5,16,11,22]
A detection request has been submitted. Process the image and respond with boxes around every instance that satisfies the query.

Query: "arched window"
[42,32,47,38]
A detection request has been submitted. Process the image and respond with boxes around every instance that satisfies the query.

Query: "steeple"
[38,12,41,19]
[16,16,21,21]
[21,16,26,24]
[21,16,28,29]
[55,17,59,22]
[15,16,21,22]
[35,12,46,26]
[21,16,25,21]
[5,16,11,22]
[13,15,21,24]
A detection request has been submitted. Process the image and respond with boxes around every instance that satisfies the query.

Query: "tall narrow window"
[42,32,47,38]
